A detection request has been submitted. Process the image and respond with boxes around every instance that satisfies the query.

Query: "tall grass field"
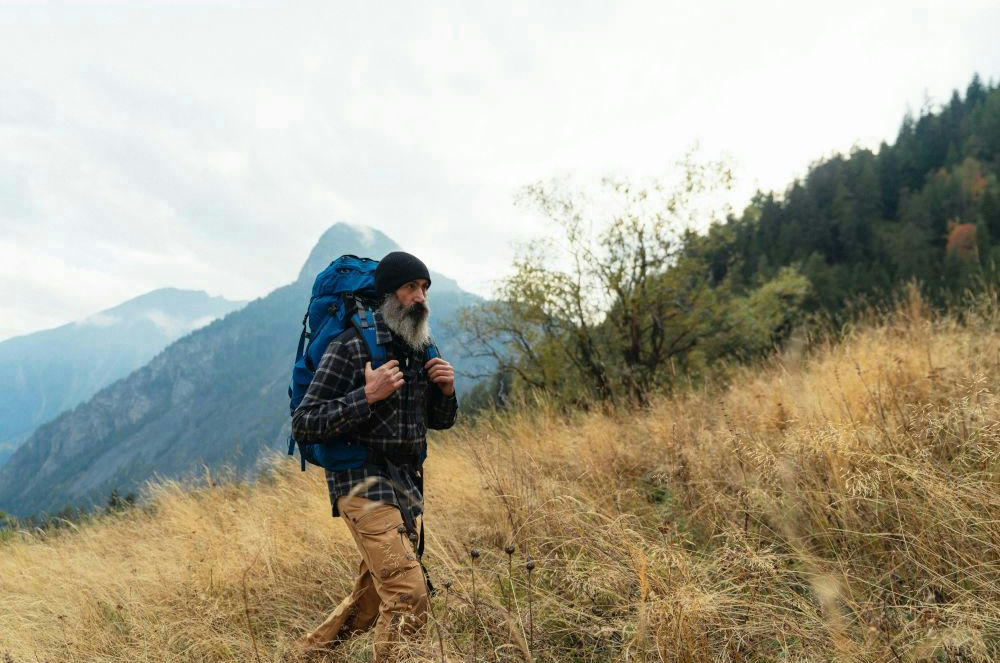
[3,291,999,662]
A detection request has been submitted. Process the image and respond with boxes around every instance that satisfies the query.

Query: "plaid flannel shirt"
[290,310,458,519]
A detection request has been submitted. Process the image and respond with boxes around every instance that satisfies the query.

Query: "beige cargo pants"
[295,495,429,662]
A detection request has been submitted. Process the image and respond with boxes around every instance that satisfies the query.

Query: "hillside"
[692,74,1000,313]
[2,291,998,662]
[0,288,246,466]
[444,75,1000,413]
[0,223,487,517]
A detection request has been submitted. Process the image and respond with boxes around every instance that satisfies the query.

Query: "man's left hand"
[424,357,455,396]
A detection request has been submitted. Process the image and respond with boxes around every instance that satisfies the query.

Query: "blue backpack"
[287,254,438,471]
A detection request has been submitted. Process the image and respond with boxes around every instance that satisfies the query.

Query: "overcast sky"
[1,0,998,341]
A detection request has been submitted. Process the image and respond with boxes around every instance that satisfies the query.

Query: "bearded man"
[290,251,457,661]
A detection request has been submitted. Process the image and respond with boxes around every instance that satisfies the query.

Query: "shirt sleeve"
[291,336,373,442]
[427,385,458,430]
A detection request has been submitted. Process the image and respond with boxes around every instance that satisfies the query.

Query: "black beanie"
[375,251,432,297]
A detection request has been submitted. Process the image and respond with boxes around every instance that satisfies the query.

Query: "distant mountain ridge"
[0,288,246,467]
[0,224,487,517]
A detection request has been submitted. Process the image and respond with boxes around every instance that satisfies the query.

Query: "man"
[290,251,458,661]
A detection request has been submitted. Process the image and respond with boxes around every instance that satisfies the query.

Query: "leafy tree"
[459,155,810,405]
[461,74,1000,407]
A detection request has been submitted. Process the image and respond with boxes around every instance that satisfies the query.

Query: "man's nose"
[412,291,425,304]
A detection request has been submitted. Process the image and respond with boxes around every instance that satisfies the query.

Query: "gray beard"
[379,294,431,350]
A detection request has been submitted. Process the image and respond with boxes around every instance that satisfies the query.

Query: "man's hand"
[424,357,455,396]
[364,360,404,404]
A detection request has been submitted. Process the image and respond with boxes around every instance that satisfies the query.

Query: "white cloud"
[0,0,998,339]
[348,224,377,248]
[79,313,120,328]
[143,309,215,338]
[186,315,219,333]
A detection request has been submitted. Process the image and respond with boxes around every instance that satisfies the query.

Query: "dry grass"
[3,289,1000,662]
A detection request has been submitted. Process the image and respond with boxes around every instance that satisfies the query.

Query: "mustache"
[405,301,428,317]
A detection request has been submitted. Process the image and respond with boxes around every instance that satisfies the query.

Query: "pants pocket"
[340,498,416,574]
[352,502,403,536]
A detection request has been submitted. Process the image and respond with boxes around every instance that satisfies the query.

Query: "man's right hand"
[364,360,404,404]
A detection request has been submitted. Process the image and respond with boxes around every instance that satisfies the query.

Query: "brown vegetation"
[946,220,978,260]
[2,289,1000,662]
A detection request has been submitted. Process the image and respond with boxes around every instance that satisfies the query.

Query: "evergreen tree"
[706,74,1000,314]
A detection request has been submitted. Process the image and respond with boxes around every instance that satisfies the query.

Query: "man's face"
[393,278,430,315]
[381,278,432,348]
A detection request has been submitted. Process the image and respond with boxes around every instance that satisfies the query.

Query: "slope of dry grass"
[2,291,1000,662]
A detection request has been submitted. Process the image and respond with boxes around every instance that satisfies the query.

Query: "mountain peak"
[297,223,462,293]
[297,223,401,282]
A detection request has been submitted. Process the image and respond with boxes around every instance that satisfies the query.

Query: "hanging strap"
[365,450,421,535]
[363,449,434,594]
[413,464,434,595]
[294,310,310,361]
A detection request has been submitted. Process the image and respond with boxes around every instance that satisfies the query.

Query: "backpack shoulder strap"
[351,308,388,368]
[425,342,440,362]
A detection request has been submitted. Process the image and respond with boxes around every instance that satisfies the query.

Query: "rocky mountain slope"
[0,288,246,467]
[0,224,485,516]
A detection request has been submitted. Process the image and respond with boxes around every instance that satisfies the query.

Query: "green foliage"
[695,74,1000,320]
[458,155,811,405]
[459,74,1000,407]
[709,266,812,362]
